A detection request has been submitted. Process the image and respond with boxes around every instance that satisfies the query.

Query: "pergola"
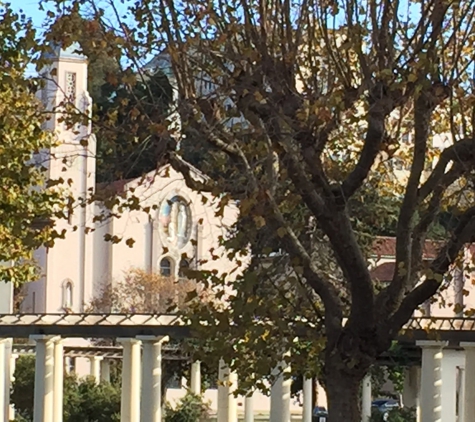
[1,314,475,422]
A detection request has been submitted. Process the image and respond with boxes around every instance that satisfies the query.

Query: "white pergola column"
[462,342,475,422]
[270,359,291,422]
[118,338,142,422]
[361,373,372,422]
[101,359,111,383]
[89,356,103,384]
[217,359,238,422]
[417,341,446,422]
[190,361,201,395]
[0,340,6,422]
[441,349,461,422]
[402,366,420,410]
[458,366,465,422]
[9,352,18,421]
[244,391,254,422]
[31,335,59,422]
[137,336,169,422]
[302,377,313,422]
[53,339,64,422]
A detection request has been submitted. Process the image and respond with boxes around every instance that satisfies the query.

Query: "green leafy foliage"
[164,393,211,422]
[46,12,174,183]
[370,407,416,422]
[11,355,120,422]
[0,4,67,284]
[64,377,121,422]
[10,355,36,421]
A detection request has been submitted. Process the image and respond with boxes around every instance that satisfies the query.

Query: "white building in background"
[26,45,239,315]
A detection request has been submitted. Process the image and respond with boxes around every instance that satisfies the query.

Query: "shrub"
[65,377,120,422]
[11,355,120,422]
[11,355,35,421]
[165,393,211,422]
[370,407,417,422]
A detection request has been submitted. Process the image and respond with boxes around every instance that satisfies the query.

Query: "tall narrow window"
[63,280,73,310]
[65,72,77,102]
[454,267,464,317]
[160,258,173,277]
[66,357,76,374]
[179,259,189,279]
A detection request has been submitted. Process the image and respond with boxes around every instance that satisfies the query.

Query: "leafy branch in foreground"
[0,4,68,284]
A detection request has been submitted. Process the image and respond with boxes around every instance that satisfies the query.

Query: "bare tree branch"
[388,206,475,333]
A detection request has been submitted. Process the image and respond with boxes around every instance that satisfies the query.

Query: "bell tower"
[24,44,96,313]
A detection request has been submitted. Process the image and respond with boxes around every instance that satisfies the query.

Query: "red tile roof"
[372,236,441,260]
[370,262,395,282]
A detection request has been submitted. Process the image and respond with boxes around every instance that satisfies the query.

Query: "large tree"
[43,0,475,420]
[0,4,67,285]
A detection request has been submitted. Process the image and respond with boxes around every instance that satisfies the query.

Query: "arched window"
[178,259,189,279]
[160,258,173,277]
[63,280,73,310]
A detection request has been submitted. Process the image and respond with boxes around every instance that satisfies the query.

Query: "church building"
[23,45,237,315]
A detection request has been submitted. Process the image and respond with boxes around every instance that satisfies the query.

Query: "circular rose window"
[159,196,192,249]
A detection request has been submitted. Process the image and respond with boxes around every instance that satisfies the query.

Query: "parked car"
[372,399,400,420]
[312,406,328,422]
[372,398,400,412]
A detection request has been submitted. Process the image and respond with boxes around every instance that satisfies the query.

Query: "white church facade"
[24,46,239,316]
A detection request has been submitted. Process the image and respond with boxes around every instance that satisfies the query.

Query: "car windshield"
[372,400,387,406]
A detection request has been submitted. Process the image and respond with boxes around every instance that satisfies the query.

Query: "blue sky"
[10,0,48,28]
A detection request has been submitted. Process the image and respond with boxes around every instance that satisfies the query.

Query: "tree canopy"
[46,11,174,182]
[42,0,475,420]
[0,5,67,285]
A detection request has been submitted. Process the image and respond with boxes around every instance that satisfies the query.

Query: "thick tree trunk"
[325,369,364,422]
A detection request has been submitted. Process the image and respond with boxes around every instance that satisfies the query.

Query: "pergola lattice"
[0,313,188,338]
[1,314,475,343]
[12,344,187,360]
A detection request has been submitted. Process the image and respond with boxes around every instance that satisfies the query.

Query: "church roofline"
[43,42,88,62]
[95,157,209,198]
